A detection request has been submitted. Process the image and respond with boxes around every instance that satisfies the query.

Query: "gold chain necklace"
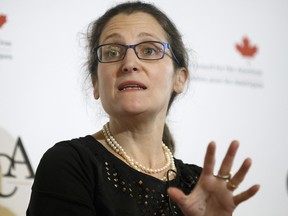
[102,122,176,180]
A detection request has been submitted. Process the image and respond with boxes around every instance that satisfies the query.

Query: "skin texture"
[92,12,260,215]
[168,140,260,216]
[93,13,186,121]
[93,12,187,173]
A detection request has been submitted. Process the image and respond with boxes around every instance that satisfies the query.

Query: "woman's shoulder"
[31,136,102,208]
[43,135,101,159]
[36,135,103,175]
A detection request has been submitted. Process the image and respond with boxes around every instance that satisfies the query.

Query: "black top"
[26,135,202,216]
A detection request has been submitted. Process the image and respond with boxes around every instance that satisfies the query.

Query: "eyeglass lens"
[97,42,165,63]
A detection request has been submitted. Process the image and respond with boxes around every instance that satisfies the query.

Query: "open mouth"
[118,82,147,91]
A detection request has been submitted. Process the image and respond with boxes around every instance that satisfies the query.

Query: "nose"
[121,48,139,73]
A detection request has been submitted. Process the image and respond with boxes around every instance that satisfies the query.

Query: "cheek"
[97,72,112,98]
[154,65,176,91]
[97,65,115,87]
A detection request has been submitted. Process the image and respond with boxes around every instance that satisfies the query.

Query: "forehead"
[99,12,167,43]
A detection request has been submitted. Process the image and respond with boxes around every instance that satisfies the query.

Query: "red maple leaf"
[0,15,7,28]
[236,37,258,57]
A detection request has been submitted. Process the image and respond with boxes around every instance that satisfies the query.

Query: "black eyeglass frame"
[93,41,179,64]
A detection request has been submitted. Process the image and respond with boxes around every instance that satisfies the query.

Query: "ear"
[173,67,188,94]
[92,76,100,100]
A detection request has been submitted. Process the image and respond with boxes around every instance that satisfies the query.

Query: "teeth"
[122,85,143,90]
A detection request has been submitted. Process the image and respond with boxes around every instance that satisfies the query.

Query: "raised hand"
[168,140,260,216]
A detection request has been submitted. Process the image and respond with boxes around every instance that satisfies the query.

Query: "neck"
[101,122,176,180]
[108,118,165,161]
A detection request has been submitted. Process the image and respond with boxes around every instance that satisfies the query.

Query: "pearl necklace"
[102,122,176,180]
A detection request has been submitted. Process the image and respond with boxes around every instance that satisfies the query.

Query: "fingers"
[219,143,260,205]
[218,140,239,177]
[202,141,216,176]
[233,184,260,206]
[228,158,252,191]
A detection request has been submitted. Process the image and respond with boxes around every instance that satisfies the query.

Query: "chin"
[121,106,147,115]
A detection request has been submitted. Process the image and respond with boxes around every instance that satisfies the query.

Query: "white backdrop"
[1,0,288,215]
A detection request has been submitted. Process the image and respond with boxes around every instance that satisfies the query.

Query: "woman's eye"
[143,48,155,56]
[108,49,120,57]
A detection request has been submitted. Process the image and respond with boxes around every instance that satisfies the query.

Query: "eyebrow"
[102,33,123,43]
[102,32,162,43]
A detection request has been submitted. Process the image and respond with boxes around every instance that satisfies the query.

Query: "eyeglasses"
[93,41,179,64]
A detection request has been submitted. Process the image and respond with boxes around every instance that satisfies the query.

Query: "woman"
[26,1,259,215]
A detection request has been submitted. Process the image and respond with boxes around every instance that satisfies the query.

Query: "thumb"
[167,187,187,207]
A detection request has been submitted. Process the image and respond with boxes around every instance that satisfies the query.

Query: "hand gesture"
[168,140,260,216]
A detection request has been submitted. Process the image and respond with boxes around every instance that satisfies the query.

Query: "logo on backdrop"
[0,128,34,198]
[0,14,7,28]
[194,35,263,89]
[236,37,258,58]
[0,13,13,60]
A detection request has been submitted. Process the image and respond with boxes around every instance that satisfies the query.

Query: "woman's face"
[93,12,187,119]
